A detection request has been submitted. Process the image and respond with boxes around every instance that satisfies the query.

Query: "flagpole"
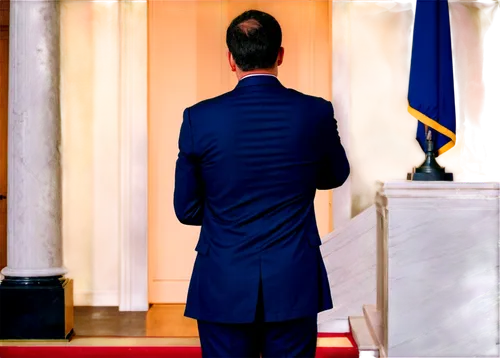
[407,128,453,181]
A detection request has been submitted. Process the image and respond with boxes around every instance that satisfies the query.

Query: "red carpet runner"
[0,333,359,358]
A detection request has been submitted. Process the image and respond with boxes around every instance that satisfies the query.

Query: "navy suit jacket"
[174,75,349,324]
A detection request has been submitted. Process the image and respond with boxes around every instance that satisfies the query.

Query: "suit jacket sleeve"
[174,108,204,225]
[316,101,350,190]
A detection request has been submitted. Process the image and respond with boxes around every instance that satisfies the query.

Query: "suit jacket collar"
[235,75,283,89]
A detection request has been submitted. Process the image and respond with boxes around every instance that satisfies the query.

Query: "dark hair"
[226,10,282,72]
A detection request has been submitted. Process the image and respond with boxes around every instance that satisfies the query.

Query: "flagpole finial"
[407,129,453,181]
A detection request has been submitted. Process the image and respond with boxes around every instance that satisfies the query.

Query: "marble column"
[0,0,73,340]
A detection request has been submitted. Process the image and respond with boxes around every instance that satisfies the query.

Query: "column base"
[0,276,74,340]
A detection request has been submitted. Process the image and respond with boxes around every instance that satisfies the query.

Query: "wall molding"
[118,1,149,311]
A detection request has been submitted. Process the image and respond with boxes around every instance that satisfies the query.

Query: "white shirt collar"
[240,74,277,81]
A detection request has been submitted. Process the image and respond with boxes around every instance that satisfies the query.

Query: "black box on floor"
[0,276,74,340]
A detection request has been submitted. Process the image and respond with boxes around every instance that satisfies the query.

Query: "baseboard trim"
[74,291,119,306]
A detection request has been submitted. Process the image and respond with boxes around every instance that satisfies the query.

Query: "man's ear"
[228,51,237,72]
[277,47,284,66]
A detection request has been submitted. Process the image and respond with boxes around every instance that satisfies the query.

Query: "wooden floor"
[0,305,201,347]
[75,304,198,337]
[0,305,353,348]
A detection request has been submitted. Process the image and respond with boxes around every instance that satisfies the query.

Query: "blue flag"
[408,0,456,156]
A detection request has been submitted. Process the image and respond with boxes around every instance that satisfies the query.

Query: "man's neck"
[237,69,277,81]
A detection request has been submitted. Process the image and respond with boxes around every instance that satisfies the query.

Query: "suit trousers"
[197,280,318,358]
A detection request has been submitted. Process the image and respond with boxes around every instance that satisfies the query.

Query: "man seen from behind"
[174,9,350,358]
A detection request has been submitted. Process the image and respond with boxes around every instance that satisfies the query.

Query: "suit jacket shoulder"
[285,88,332,110]
[188,90,236,115]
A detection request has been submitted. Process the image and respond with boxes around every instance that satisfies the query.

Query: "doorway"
[148,0,333,303]
[0,0,9,271]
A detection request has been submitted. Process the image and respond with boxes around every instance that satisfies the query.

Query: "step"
[349,316,379,358]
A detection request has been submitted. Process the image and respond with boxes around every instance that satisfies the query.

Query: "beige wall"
[61,0,147,305]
